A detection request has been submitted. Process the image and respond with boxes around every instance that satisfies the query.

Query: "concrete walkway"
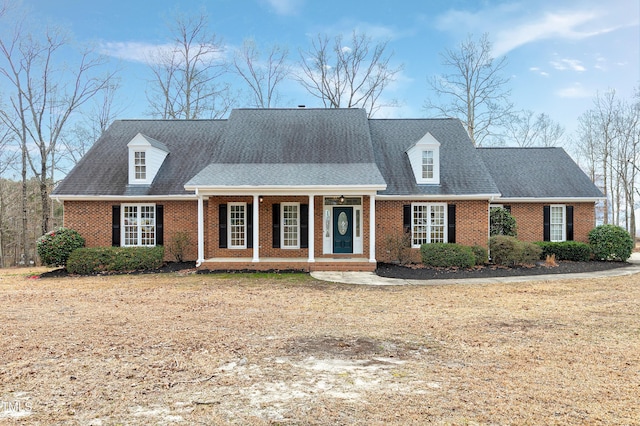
[311,252,640,286]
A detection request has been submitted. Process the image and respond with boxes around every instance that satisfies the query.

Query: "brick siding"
[508,202,595,243]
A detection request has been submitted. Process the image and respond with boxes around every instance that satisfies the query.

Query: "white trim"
[281,202,301,249]
[52,195,197,201]
[492,197,603,203]
[369,195,376,263]
[376,194,500,201]
[196,196,205,267]
[550,204,567,242]
[252,195,260,262]
[228,202,247,249]
[183,186,385,195]
[121,203,156,247]
[410,202,448,248]
[308,195,315,263]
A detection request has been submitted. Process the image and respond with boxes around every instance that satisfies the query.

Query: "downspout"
[487,196,494,261]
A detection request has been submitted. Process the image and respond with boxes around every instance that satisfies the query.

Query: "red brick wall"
[374,200,490,262]
[509,202,596,243]
[63,200,202,261]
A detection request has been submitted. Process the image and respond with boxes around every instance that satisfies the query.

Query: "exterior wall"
[509,202,596,243]
[63,200,202,261]
[375,199,490,263]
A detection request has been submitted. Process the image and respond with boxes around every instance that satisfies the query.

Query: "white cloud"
[264,0,303,16]
[550,58,586,72]
[529,67,550,77]
[556,82,592,98]
[435,2,634,56]
[100,41,226,65]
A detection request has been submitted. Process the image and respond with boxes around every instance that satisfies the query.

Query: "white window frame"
[422,150,434,179]
[228,202,247,249]
[121,203,156,247]
[411,203,447,248]
[134,151,146,181]
[281,202,300,249]
[550,205,566,242]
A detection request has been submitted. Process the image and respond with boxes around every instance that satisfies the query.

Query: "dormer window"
[407,132,441,185]
[422,150,434,179]
[134,151,146,180]
[127,133,169,186]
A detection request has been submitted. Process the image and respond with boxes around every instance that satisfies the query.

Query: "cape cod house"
[52,108,603,271]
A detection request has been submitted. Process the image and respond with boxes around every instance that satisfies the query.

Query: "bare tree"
[297,31,403,117]
[59,79,124,169]
[425,33,512,146]
[0,14,116,244]
[505,110,565,147]
[146,11,230,119]
[232,39,290,108]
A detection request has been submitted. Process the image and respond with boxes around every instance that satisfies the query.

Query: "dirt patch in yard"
[1,268,639,424]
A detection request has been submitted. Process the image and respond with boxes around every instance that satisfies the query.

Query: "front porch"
[198,256,376,272]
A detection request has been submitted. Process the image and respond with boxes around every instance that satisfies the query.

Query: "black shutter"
[112,205,121,246]
[247,203,253,248]
[300,204,309,249]
[566,205,574,241]
[503,205,511,213]
[272,203,280,248]
[219,204,227,248]
[447,204,456,243]
[156,204,164,246]
[403,204,411,234]
[543,205,551,241]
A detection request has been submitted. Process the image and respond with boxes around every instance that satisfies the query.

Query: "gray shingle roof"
[53,119,226,196]
[212,108,377,164]
[53,108,600,200]
[477,147,603,199]
[186,163,385,188]
[369,118,500,196]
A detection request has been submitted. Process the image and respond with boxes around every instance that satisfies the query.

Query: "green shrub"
[490,207,517,237]
[67,246,165,275]
[36,227,85,267]
[588,224,634,261]
[535,241,592,262]
[489,235,542,267]
[471,245,489,265]
[420,243,476,268]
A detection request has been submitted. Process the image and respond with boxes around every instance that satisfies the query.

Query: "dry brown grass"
[1,267,639,425]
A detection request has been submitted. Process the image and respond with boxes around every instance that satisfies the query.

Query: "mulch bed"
[376,260,633,280]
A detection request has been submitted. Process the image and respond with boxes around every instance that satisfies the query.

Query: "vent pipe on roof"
[298,105,305,108]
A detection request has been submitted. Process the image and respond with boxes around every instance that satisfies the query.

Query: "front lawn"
[0,270,638,424]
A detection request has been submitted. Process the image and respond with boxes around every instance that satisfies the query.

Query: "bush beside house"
[535,241,592,262]
[66,246,165,275]
[36,228,85,267]
[588,224,634,261]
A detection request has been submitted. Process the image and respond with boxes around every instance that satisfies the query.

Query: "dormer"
[406,132,441,185]
[127,133,169,185]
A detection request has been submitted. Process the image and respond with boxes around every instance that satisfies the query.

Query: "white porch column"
[196,194,205,267]
[252,194,260,262]
[369,194,376,264]
[308,195,315,263]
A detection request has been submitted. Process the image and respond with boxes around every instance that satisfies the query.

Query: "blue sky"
[20,0,640,136]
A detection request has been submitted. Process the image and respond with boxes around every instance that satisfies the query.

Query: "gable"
[406,132,441,185]
[127,133,170,185]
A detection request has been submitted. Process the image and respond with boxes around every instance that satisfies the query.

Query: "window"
[134,151,146,180]
[550,205,566,242]
[282,203,300,249]
[412,203,446,247]
[422,150,434,179]
[229,203,246,248]
[122,204,155,246]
